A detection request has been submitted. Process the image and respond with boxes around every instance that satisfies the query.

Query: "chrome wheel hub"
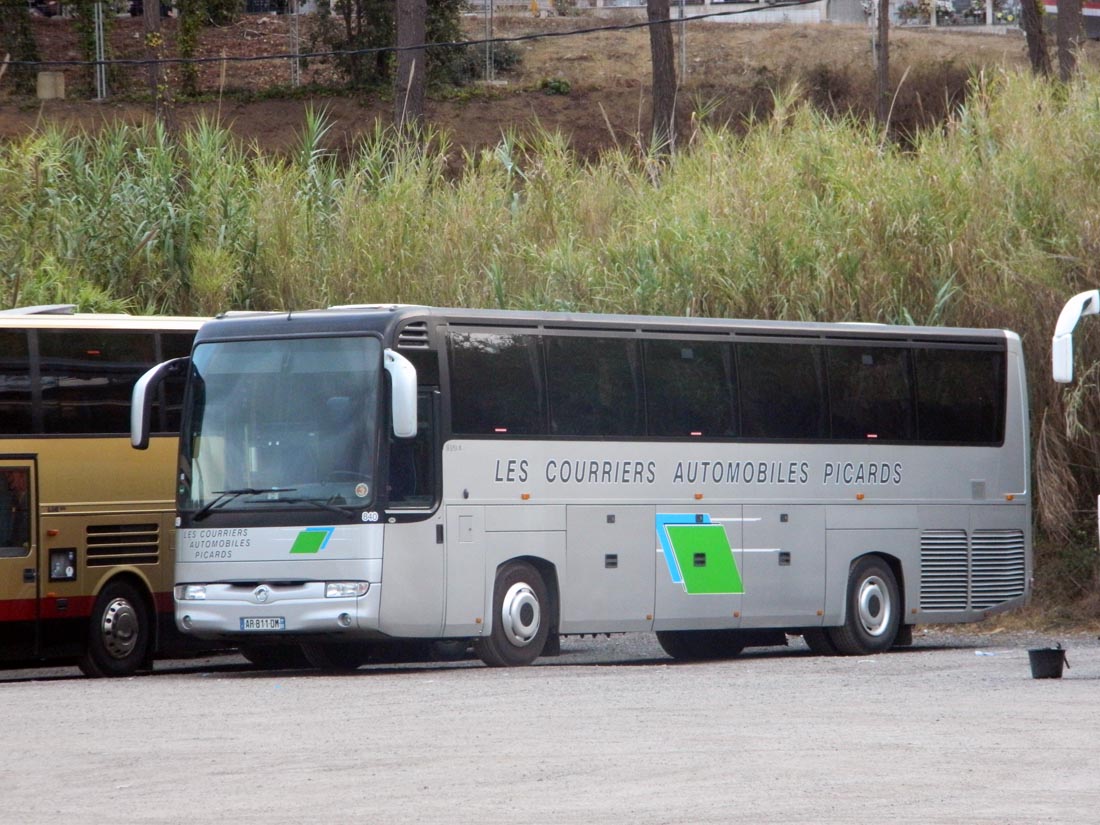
[857,575,892,638]
[500,581,540,647]
[100,597,139,659]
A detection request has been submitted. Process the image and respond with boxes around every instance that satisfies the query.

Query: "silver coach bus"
[132,307,1031,670]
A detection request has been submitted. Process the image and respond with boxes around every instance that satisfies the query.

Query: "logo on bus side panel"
[656,514,744,595]
[290,527,335,554]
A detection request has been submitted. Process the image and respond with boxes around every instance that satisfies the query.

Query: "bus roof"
[0,311,206,332]
[194,305,1014,347]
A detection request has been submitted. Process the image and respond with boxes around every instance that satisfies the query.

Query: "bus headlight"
[175,584,207,601]
[325,582,370,598]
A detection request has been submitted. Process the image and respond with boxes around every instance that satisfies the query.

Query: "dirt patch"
[0,13,1063,158]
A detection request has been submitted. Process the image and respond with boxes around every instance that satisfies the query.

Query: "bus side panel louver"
[85,523,160,567]
[920,529,1027,612]
[920,530,969,611]
[397,321,429,349]
[970,529,1027,610]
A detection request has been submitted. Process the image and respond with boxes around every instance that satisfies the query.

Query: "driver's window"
[387,392,436,508]
[0,467,30,558]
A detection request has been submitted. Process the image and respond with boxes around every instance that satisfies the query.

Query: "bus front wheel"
[475,561,549,667]
[826,555,900,655]
[78,581,151,678]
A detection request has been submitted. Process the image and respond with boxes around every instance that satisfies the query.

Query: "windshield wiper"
[252,496,359,521]
[192,487,296,522]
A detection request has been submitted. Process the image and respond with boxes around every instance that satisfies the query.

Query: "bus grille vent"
[920,529,1026,611]
[970,529,1026,610]
[919,530,968,611]
[397,321,430,349]
[85,523,160,567]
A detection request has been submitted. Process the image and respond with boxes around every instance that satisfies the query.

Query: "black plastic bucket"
[1028,647,1069,679]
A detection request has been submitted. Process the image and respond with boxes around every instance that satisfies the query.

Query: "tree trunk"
[875,0,890,125]
[1020,0,1052,76]
[1057,0,1083,81]
[646,0,677,153]
[395,0,427,129]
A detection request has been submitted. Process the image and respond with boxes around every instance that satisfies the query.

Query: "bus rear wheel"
[801,629,839,655]
[826,555,900,655]
[78,581,151,678]
[475,561,550,667]
[656,629,745,661]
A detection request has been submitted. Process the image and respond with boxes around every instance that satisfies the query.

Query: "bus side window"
[388,393,436,508]
[0,468,30,557]
[738,343,827,439]
[38,330,156,435]
[0,331,32,435]
[448,331,544,435]
[644,339,737,438]
[546,336,643,437]
[827,346,915,441]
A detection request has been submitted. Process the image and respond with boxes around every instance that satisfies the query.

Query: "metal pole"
[290,0,301,88]
[94,2,107,100]
[484,1,495,82]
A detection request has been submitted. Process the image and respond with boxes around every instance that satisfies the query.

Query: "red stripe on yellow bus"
[0,599,37,622]
[38,595,95,619]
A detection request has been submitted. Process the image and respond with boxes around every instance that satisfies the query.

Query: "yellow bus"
[0,306,202,677]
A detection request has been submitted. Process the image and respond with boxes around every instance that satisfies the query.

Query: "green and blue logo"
[289,526,335,554]
[656,514,743,595]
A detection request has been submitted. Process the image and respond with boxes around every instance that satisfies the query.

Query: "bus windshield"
[181,335,382,515]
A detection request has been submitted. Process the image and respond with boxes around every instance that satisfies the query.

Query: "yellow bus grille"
[85,523,160,567]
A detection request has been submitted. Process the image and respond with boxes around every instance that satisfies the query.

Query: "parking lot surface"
[2,629,1098,824]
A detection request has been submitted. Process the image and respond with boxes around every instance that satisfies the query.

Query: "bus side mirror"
[131,357,188,450]
[384,349,418,439]
[1053,290,1100,383]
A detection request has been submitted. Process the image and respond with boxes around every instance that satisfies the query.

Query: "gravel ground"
[2,628,1099,824]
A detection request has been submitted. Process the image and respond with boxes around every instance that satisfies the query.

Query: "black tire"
[430,639,471,662]
[892,623,914,648]
[475,561,550,667]
[801,628,839,655]
[78,581,152,678]
[301,641,371,671]
[656,629,745,661]
[826,555,900,655]
[241,644,312,670]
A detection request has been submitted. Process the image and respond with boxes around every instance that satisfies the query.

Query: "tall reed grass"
[4,74,1100,615]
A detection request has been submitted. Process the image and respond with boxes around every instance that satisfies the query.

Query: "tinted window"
[827,346,914,440]
[916,348,1004,443]
[738,343,827,439]
[449,332,544,435]
[547,336,643,437]
[0,467,30,556]
[158,332,195,433]
[389,392,436,508]
[645,339,737,437]
[38,331,155,434]
[0,332,32,435]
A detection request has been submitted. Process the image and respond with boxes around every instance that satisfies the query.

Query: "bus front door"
[0,459,37,661]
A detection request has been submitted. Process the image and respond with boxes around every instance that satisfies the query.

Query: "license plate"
[240,617,286,631]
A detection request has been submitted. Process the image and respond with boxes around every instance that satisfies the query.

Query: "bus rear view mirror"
[385,349,418,439]
[1053,290,1100,383]
[131,357,189,449]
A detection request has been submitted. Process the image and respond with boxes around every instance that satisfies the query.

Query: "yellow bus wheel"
[78,581,151,678]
